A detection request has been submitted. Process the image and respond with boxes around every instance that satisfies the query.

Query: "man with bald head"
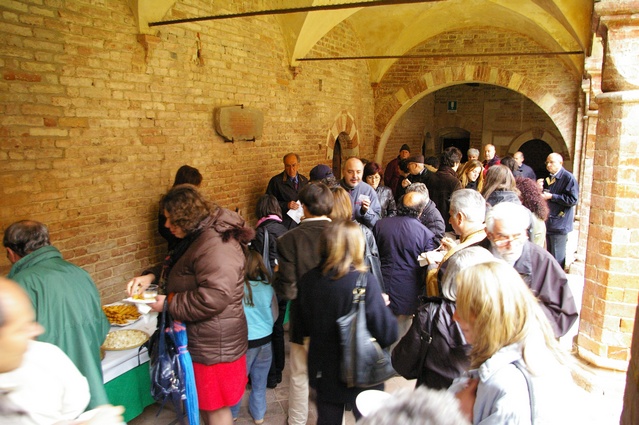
[482,143,500,174]
[266,152,309,229]
[514,151,536,180]
[339,156,382,228]
[373,191,438,339]
[3,220,110,409]
[539,153,579,269]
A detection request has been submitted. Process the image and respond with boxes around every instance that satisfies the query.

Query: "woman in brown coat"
[127,184,254,425]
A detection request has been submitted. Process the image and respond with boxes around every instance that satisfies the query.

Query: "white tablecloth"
[101,311,158,383]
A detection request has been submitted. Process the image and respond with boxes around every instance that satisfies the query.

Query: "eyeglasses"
[492,233,525,247]
[366,175,381,181]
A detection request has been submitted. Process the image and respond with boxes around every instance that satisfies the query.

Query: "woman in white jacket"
[451,260,578,425]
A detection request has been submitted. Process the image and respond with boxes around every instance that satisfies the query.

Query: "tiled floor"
[128,336,416,425]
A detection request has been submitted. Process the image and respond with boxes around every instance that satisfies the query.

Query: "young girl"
[231,249,276,424]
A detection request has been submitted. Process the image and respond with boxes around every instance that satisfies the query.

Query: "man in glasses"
[486,202,578,338]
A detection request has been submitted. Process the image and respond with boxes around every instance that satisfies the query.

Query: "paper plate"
[102,329,149,351]
[356,390,392,417]
[123,297,156,304]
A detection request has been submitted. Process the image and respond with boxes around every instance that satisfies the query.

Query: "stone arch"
[508,128,563,156]
[434,127,472,158]
[326,110,360,160]
[508,128,571,166]
[374,65,569,165]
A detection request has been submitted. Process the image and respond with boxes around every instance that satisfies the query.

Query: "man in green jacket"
[4,220,110,409]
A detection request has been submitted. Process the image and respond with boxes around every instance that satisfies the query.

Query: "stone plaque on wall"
[214,105,263,142]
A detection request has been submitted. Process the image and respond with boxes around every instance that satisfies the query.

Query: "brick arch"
[374,65,569,164]
[508,129,567,158]
[325,110,360,160]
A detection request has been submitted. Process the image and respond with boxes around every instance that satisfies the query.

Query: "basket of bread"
[102,329,150,351]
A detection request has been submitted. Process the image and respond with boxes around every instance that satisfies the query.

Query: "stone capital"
[595,1,639,92]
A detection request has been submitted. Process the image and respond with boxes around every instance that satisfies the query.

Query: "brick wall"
[0,0,374,303]
[376,27,581,165]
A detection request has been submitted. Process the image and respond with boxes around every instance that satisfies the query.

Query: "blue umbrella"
[171,319,199,425]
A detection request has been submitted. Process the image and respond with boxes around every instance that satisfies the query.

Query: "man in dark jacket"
[373,191,438,342]
[486,202,578,338]
[540,153,579,269]
[405,182,445,243]
[384,143,411,196]
[514,151,537,180]
[424,147,463,232]
[266,152,309,229]
[275,183,333,425]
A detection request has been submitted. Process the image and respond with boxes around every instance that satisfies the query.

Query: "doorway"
[519,139,553,178]
[443,138,470,162]
[332,139,342,179]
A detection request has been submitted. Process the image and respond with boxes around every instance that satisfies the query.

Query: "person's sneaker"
[254,419,264,424]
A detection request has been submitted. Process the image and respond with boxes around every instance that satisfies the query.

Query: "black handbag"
[147,300,186,422]
[391,296,470,389]
[261,228,273,277]
[336,273,396,388]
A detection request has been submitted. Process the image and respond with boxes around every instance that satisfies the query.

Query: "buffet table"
[102,311,158,422]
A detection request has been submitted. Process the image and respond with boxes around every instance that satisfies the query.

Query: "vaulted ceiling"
[133,0,594,83]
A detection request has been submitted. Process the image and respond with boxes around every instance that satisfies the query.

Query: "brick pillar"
[575,40,603,262]
[575,109,597,262]
[577,1,639,370]
[621,298,639,424]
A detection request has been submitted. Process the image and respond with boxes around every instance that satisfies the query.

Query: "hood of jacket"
[210,207,255,244]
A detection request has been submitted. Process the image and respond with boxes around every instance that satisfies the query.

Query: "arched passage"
[374,65,571,165]
[325,110,360,161]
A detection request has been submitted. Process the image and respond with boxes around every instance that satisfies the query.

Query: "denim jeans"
[231,343,273,421]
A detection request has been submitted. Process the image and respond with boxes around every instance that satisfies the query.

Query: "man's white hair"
[450,189,485,224]
[358,386,470,425]
[486,201,530,233]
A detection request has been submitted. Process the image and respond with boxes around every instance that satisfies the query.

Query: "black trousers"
[268,298,288,383]
[316,399,362,425]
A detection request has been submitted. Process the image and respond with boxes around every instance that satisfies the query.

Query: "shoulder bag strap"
[514,360,536,425]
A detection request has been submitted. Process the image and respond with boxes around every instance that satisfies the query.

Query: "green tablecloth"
[104,362,155,422]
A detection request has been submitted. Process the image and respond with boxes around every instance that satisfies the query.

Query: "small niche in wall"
[214,105,263,142]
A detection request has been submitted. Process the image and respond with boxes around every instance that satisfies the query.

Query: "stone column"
[575,37,603,263]
[577,1,639,370]
[621,298,639,424]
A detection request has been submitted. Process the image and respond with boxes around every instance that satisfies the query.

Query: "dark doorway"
[519,139,553,178]
[332,140,342,179]
[443,138,470,162]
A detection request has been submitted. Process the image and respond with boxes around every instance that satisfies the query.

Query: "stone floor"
[129,339,416,425]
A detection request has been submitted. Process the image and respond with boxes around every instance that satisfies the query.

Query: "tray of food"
[102,329,150,351]
[102,303,142,327]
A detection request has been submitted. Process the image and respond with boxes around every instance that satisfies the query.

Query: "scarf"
[256,214,282,228]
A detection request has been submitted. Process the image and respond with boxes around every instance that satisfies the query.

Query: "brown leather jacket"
[159,208,254,365]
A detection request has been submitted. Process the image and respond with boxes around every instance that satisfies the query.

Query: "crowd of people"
[0,144,582,425]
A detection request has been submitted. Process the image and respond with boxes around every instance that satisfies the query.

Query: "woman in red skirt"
[128,184,254,425]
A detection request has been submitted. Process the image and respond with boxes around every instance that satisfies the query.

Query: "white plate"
[356,390,391,417]
[123,297,156,304]
[102,302,142,327]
